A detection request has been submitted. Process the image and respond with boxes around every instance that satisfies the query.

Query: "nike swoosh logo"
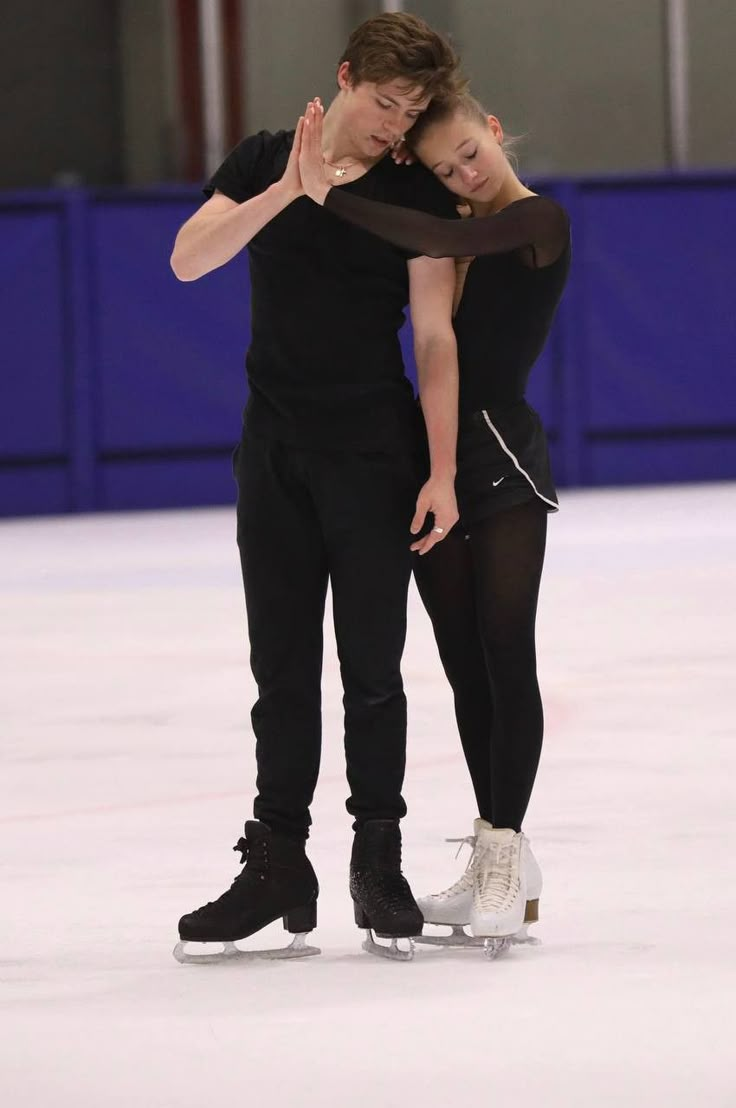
[493,477,506,487]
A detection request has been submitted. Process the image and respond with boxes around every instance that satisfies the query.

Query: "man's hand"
[410,475,459,555]
[300,100,331,205]
[275,114,306,202]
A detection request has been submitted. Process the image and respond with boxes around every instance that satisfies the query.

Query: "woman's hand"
[390,138,415,166]
[299,100,331,206]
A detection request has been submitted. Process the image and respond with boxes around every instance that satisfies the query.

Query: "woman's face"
[415,113,507,203]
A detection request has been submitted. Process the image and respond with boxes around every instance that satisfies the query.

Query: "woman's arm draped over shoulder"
[324,189,569,269]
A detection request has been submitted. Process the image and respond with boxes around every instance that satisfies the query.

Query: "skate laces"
[232,835,269,880]
[474,840,519,911]
[428,836,478,902]
[187,835,270,916]
[447,834,476,861]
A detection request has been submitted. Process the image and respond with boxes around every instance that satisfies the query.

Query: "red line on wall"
[223,0,244,147]
[176,0,204,180]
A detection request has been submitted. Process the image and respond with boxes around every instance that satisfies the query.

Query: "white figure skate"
[414,819,542,958]
[469,826,541,958]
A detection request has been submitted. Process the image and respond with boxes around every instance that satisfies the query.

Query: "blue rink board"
[1,174,735,516]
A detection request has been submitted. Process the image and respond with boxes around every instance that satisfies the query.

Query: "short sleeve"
[203,131,275,204]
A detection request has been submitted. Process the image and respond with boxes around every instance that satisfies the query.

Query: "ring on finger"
[432,526,444,534]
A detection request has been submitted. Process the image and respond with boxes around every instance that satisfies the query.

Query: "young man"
[170,13,463,959]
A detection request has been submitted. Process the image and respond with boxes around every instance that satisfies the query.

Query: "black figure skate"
[174,820,320,964]
[350,819,423,962]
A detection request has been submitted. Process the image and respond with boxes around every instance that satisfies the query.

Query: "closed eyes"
[439,150,478,178]
[377,98,422,119]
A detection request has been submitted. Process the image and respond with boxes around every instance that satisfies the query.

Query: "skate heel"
[524,898,539,923]
[283,901,317,934]
[353,900,371,930]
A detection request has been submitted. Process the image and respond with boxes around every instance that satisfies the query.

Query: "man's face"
[339,68,430,158]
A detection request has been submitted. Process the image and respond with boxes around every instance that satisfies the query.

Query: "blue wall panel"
[1,175,735,517]
[0,206,67,456]
[0,466,70,516]
[91,197,248,452]
[581,182,736,432]
[588,435,736,485]
[526,333,560,435]
[99,456,236,512]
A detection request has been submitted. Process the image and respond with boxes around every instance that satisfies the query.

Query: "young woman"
[298,94,571,946]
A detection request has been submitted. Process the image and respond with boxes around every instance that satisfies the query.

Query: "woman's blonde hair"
[407,92,522,169]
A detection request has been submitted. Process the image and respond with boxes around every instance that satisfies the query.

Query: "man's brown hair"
[339,12,466,103]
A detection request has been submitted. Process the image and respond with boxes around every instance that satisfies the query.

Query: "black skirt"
[455,401,559,529]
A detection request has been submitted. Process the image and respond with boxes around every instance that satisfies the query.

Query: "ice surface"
[2,484,734,1107]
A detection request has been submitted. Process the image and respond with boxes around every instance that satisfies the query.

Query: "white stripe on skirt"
[481,409,559,511]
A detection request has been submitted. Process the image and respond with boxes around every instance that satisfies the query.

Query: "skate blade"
[509,922,541,946]
[476,923,541,956]
[361,930,415,962]
[483,936,512,960]
[173,932,321,965]
[414,925,484,948]
[416,923,540,954]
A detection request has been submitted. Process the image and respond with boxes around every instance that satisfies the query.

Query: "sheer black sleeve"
[324,189,569,269]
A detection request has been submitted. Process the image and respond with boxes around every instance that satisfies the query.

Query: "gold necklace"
[323,157,359,178]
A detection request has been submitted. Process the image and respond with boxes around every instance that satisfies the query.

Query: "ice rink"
[2,483,734,1107]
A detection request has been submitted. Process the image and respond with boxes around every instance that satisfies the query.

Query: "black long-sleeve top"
[324,188,571,414]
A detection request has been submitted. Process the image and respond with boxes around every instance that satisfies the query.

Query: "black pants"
[234,434,420,839]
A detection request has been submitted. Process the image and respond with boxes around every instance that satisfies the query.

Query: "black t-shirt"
[324,188,571,413]
[205,130,457,449]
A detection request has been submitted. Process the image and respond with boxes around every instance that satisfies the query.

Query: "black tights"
[413,499,548,832]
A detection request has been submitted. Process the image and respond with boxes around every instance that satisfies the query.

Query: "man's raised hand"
[300,100,331,206]
[277,115,305,201]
